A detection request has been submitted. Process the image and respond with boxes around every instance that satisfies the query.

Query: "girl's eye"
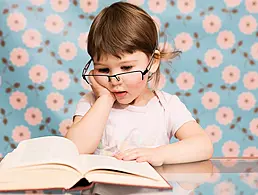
[122,66,133,71]
[97,68,109,73]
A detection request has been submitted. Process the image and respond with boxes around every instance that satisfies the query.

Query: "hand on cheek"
[89,70,115,101]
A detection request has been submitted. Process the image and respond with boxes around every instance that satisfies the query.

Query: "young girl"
[65,2,213,166]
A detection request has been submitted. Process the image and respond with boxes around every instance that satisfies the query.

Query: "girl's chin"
[116,99,130,105]
[116,97,136,105]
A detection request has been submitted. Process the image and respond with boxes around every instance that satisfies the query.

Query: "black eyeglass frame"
[82,51,156,84]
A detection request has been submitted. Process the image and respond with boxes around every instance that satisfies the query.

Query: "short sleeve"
[166,95,196,138]
[73,92,96,121]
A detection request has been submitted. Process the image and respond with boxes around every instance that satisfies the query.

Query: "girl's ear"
[149,50,161,73]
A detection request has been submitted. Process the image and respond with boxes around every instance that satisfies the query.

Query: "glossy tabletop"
[0,157,257,195]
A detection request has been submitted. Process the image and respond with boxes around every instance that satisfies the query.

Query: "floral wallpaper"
[0,0,258,160]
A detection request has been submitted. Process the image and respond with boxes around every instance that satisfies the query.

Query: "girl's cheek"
[127,80,147,89]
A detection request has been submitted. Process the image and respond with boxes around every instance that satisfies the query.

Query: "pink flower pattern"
[222,141,240,157]
[80,0,98,13]
[9,91,28,110]
[7,13,27,32]
[174,32,193,52]
[30,0,46,6]
[222,65,240,84]
[204,49,223,68]
[10,48,29,67]
[251,42,258,60]
[243,71,258,90]
[24,107,43,126]
[239,15,257,35]
[51,71,71,90]
[12,125,31,143]
[240,172,258,188]
[148,0,167,13]
[216,107,234,125]
[58,42,77,61]
[216,30,235,49]
[205,125,222,143]
[50,0,70,12]
[176,72,195,91]
[78,32,89,51]
[202,91,220,110]
[177,0,196,14]
[214,181,236,195]
[45,92,65,111]
[203,14,222,34]
[220,159,238,167]
[22,29,42,48]
[242,146,258,157]
[59,119,73,136]
[245,0,258,13]
[237,92,256,111]
[224,0,242,7]
[249,118,258,136]
[127,0,145,6]
[29,64,48,84]
[44,14,65,34]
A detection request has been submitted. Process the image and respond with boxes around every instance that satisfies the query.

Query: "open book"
[0,136,171,192]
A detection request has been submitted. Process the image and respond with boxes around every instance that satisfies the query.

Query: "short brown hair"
[87,2,180,89]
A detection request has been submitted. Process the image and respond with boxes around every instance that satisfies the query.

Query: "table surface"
[0,157,258,195]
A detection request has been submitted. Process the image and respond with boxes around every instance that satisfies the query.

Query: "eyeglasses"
[82,51,156,85]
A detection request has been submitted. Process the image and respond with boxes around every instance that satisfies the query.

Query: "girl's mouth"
[113,91,127,98]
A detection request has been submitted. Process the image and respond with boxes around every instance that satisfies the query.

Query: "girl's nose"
[109,75,122,85]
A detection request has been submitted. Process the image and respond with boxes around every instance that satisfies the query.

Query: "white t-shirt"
[73,90,195,156]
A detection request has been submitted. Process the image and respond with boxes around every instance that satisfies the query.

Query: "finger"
[116,148,142,160]
[123,151,141,161]
[88,70,97,85]
[88,70,108,90]
[136,156,148,163]
[114,152,124,160]
[112,151,121,158]
[113,155,120,160]
[115,150,134,160]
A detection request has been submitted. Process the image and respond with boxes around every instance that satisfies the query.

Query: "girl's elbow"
[205,135,214,159]
[208,143,214,159]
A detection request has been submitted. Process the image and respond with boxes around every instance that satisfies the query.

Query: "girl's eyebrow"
[94,60,138,66]
[119,60,138,64]
[93,63,107,66]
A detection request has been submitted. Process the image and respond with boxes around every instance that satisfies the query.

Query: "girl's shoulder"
[155,90,183,108]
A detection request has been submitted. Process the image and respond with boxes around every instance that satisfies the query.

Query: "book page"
[0,165,83,191]
[85,170,170,189]
[79,154,162,181]
[0,136,81,172]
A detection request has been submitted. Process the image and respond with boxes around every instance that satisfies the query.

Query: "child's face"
[93,51,152,105]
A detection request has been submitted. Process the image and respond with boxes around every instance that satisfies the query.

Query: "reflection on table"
[81,158,258,195]
[0,157,258,194]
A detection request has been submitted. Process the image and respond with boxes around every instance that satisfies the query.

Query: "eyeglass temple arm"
[82,59,93,75]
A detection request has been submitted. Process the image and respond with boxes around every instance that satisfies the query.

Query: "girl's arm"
[65,94,115,154]
[159,121,214,164]
[114,121,213,165]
